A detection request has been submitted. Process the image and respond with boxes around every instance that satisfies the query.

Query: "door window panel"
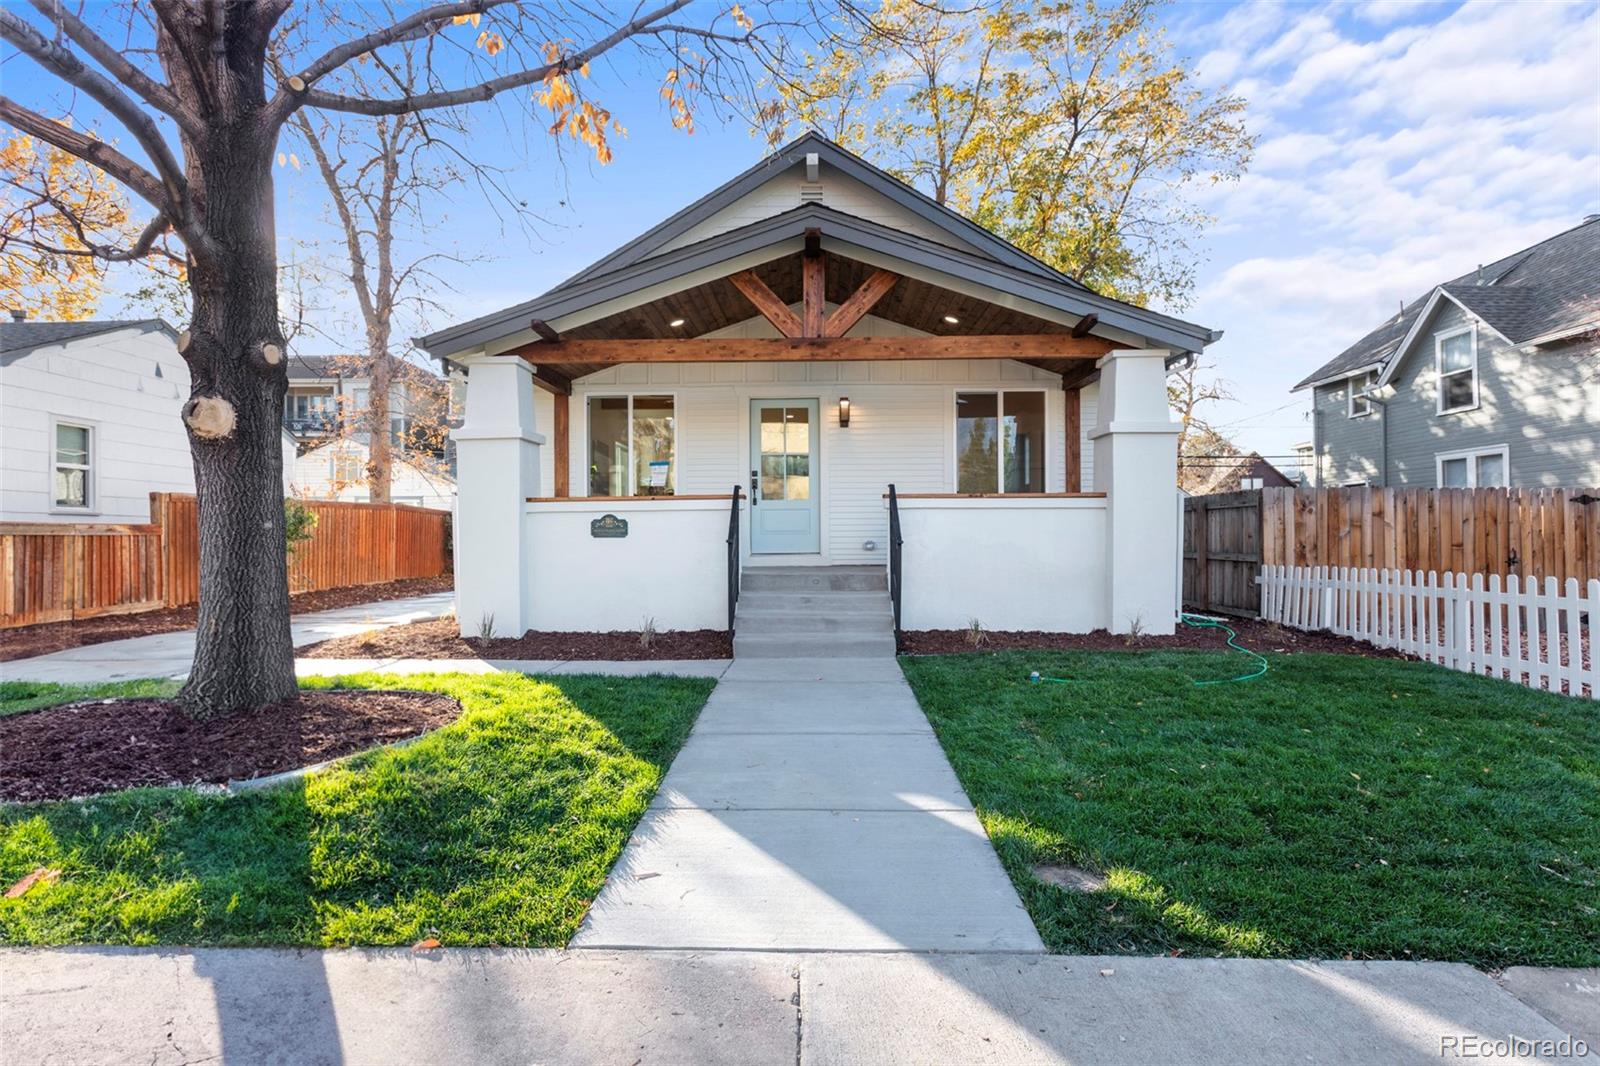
[758,405,812,500]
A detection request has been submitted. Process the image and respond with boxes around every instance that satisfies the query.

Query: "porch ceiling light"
[942,314,960,325]
[669,318,686,328]
[839,396,851,427]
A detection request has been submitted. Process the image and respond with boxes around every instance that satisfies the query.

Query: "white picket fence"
[1258,566,1597,699]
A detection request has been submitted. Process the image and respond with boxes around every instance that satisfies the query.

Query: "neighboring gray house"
[1293,217,1600,489]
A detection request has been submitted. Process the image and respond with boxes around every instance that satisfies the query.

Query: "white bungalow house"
[0,317,297,523]
[421,134,1218,646]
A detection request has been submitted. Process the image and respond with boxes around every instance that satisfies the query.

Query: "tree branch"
[295,0,696,117]
[1,211,175,264]
[23,0,200,137]
[0,8,195,228]
[262,0,517,128]
[0,96,169,209]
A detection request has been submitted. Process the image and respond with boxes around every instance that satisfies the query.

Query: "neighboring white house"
[0,317,301,524]
[288,437,455,510]
[422,134,1218,639]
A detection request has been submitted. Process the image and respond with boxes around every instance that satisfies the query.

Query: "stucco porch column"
[450,355,543,638]
[1089,349,1181,635]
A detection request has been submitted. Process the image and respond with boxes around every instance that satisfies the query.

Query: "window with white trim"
[1435,326,1477,414]
[52,420,93,510]
[955,390,1046,493]
[1436,446,1507,488]
[1347,370,1378,418]
[588,394,676,496]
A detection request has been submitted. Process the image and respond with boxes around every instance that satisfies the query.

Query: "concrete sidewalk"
[0,593,455,683]
[573,655,1044,952]
[4,947,1591,1065]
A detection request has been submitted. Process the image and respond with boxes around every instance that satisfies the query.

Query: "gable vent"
[799,183,824,204]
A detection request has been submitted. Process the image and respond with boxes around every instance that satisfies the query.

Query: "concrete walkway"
[0,592,456,684]
[5,947,1592,1065]
[573,654,1044,951]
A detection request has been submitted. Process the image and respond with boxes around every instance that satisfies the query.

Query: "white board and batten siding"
[1260,565,1598,699]
[656,170,979,258]
[0,326,195,524]
[564,357,1097,566]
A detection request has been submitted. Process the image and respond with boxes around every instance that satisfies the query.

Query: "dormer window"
[1347,370,1379,418]
[1436,326,1478,414]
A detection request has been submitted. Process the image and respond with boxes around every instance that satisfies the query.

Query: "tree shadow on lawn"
[900,649,1600,968]
[0,671,715,950]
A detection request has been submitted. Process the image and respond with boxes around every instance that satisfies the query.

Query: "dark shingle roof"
[0,318,173,355]
[287,354,443,385]
[1293,216,1600,390]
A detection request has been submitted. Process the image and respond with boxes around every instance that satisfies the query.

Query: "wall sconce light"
[839,396,851,427]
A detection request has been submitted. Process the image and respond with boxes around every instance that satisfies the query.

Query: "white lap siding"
[568,359,1096,565]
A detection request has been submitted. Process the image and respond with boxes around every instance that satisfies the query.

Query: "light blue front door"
[750,399,821,554]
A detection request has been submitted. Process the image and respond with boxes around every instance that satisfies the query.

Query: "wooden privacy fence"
[2,493,449,629]
[1260,565,1597,699]
[1185,486,1600,617]
[1182,490,1263,617]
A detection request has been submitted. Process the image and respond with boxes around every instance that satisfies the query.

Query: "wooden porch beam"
[824,269,900,337]
[802,251,826,337]
[1063,385,1082,494]
[529,366,573,395]
[552,391,570,497]
[508,334,1116,366]
[1070,313,1099,338]
[530,318,561,343]
[728,270,802,338]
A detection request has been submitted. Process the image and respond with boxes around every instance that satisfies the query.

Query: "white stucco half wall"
[525,498,730,631]
[895,496,1109,632]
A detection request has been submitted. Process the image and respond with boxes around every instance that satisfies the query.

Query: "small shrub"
[965,617,987,648]
[639,616,658,650]
[1123,614,1146,647]
[284,499,318,555]
[478,612,497,643]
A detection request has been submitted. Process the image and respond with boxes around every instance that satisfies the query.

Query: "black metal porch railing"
[887,483,903,638]
[726,486,743,635]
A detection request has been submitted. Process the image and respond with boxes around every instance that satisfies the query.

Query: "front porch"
[427,137,1213,641]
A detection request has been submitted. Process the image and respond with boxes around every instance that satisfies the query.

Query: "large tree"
[769,0,1253,307]
[0,0,772,715]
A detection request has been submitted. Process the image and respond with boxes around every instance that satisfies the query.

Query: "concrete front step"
[734,612,893,636]
[734,590,892,615]
[740,566,888,593]
[732,633,899,659]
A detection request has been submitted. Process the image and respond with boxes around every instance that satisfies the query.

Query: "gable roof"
[1293,216,1600,391]
[0,318,175,360]
[421,201,1218,358]
[558,131,1087,292]
[286,354,444,387]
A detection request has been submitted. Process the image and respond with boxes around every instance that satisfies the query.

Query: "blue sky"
[11,0,1600,464]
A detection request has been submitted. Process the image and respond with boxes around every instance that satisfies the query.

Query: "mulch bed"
[0,690,461,803]
[899,616,1411,659]
[298,617,733,661]
[0,575,454,663]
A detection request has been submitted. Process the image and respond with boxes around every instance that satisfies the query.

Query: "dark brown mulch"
[298,616,733,661]
[0,690,461,803]
[0,575,454,663]
[898,616,1411,659]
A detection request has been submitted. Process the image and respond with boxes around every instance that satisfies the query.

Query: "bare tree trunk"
[170,14,297,716]
[368,343,393,504]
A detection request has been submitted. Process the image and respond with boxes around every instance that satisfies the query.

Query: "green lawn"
[899,650,1600,967]
[0,671,714,947]
[0,679,181,717]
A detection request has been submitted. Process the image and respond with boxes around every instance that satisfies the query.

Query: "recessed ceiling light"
[942,314,960,325]
[669,318,686,328]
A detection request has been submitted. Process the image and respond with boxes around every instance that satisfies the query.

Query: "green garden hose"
[1028,613,1269,687]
